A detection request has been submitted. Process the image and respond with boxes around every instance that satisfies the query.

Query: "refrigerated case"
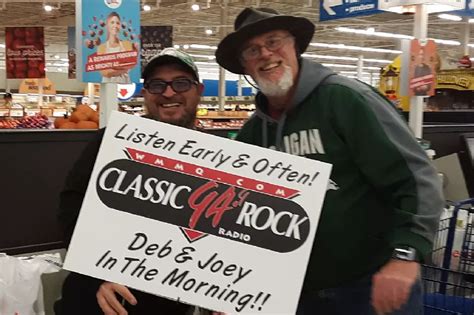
[0,130,97,255]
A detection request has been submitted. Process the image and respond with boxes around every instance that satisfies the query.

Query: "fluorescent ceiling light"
[384,4,462,14]
[189,54,215,60]
[335,27,460,46]
[336,27,412,40]
[195,61,218,66]
[325,63,356,68]
[173,44,180,49]
[143,4,151,11]
[322,63,380,70]
[190,44,217,50]
[302,53,391,64]
[195,60,381,73]
[205,29,213,35]
[363,58,392,63]
[438,14,462,21]
[433,39,460,45]
[44,4,53,11]
[310,42,402,54]
[191,3,200,11]
[303,53,358,61]
[188,49,393,64]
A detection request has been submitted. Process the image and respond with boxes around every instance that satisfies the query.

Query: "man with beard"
[215,7,443,315]
[57,48,207,315]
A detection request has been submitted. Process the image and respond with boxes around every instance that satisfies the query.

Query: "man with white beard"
[215,7,443,315]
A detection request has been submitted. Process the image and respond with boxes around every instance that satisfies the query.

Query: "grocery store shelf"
[0,128,98,134]
[197,115,249,119]
[201,127,241,131]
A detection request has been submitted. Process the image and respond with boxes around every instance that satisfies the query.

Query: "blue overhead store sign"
[449,0,474,16]
[320,0,381,21]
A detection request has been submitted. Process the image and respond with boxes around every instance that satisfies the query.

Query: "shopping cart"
[423,198,474,314]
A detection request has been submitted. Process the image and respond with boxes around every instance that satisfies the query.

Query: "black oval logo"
[96,159,310,253]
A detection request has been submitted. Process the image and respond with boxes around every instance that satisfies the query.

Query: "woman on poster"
[97,12,135,83]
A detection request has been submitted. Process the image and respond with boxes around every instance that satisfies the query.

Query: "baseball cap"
[142,47,200,82]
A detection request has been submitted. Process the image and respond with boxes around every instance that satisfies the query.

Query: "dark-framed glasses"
[240,35,294,61]
[144,78,198,94]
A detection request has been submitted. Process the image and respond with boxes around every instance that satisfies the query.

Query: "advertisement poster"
[140,26,173,69]
[6,27,45,79]
[409,39,437,97]
[77,0,141,83]
[68,27,76,79]
[64,111,332,314]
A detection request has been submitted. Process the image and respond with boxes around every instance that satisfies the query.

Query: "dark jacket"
[57,128,193,315]
[236,58,444,291]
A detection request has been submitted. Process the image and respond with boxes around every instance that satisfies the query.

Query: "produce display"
[54,104,99,129]
[17,114,51,129]
[0,105,99,130]
[0,119,20,129]
[196,118,245,130]
[0,114,50,129]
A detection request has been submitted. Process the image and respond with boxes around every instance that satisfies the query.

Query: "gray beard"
[255,65,294,97]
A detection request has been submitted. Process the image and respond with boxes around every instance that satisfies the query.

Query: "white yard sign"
[64,111,332,314]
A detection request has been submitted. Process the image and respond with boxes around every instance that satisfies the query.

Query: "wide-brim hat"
[215,7,315,74]
[142,47,199,82]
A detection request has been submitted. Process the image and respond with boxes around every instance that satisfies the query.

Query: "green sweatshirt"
[236,59,444,291]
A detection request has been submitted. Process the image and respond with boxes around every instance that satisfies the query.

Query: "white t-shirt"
[102,41,131,84]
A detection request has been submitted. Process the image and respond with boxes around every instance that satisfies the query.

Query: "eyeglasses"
[144,78,198,94]
[240,35,294,61]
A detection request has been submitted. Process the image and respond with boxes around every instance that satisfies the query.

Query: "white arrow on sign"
[323,0,343,15]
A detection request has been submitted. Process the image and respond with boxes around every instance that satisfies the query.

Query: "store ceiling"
[0,0,472,74]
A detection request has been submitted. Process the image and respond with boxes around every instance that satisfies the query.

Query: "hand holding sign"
[64,112,332,314]
[97,282,137,314]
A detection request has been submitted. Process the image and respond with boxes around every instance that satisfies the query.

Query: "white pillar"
[357,54,363,80]
[3,69,10,93]
[87,83,95,105]
[38,79,44,107]
[4,75,9,93]
[408,4,428,139]
[218,1,228,111]
[461,16,470,56]
[99,83,117,128]
[237,75,243,96]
